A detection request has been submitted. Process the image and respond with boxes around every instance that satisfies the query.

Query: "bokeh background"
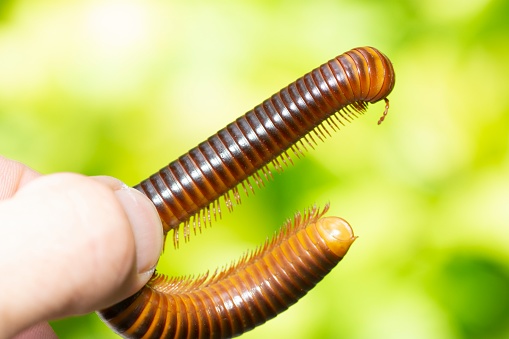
[1,0,509,338]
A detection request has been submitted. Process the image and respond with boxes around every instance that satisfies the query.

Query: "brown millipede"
[98,46,395,338]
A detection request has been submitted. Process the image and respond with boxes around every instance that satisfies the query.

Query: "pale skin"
[0,156,164,338]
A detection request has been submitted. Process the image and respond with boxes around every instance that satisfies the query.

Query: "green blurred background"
[1,0,509,338]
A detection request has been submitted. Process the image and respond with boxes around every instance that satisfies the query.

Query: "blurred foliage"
[1,0,509,338]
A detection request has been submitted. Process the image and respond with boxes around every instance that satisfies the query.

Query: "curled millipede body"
[98,46,395,338]
[99,206,356,339]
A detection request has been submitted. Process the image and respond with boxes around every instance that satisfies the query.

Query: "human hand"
[0,156,164,338]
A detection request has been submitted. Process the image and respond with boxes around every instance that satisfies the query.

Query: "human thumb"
[0,173,163,337]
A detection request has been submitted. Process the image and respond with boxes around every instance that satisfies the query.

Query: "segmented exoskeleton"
[98,46,395,339]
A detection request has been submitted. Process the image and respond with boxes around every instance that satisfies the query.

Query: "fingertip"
[91,175,164,285]
[0,156,40,199]
[12,322,58,339]
[114,186,163,276]
[2,173,164,327]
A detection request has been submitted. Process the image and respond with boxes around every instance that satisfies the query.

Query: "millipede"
[98,46,395,338]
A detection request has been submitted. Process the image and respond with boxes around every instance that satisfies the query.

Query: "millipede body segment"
[98,46,395,338]
[135,46,394,243]
[99,207,356,338]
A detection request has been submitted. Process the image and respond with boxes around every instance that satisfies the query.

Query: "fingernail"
[114,185,163,275]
